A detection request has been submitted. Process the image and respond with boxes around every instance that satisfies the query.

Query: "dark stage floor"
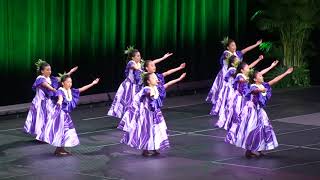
[1,87,320,180]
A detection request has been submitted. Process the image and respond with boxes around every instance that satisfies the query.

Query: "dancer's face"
[254,72,264,83]
[241,64,250,75]
[132,52,141,62]
[62,77,72,89]
[41,65,52,77]
[146,61,156,73]
[148,73,159,86]
[227,42,237,53]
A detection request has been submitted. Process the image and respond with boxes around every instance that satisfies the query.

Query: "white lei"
[59,87,73,101]
[225,50,240,58]
[237,73,249,81]
[147,86,159,99]
[38,75,51,85]
[130,60,141,70]
[252,84,267,96]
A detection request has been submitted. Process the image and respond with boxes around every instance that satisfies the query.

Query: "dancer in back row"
[206,37,262,106]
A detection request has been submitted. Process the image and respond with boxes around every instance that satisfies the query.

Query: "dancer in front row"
[24,59,78,137]
[118,72,186,157]
[36,75,100,156]
[226,67,293,158]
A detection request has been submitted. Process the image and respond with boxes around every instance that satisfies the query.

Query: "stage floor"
[1,87,320,180]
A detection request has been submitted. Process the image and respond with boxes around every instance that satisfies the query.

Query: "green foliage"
[259,42,272,53]
[252,0,319,87]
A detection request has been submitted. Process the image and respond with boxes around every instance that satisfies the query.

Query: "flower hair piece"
[232,58,240,68]
[124,45,135,55]
[248,68,255,78]
[35,59,47,72]
[58,72,68,82]
[140,59,145,68]
[221,36,229,47]
[140,72,148,80]
[224,52,233,65]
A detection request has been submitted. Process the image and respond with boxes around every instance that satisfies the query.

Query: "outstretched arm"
[56,66,79,82]
[164,73,186,89]
[152,52,173,64]
[79,78,100,93]
[260,60,279,75]
[248,55,264,68]
[241,39,262,55]
[162,63,186,77]
[66,66,78,76]
[268,68,293,86]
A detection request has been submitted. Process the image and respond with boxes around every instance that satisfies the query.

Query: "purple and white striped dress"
[212,67,236,128]
[108,60,143,119]
[206,50,243,105]
[118,86,169,151]
[222,73,250,131]
[36,88,80,147]
[24,75,59,136]
[226,83,278,151]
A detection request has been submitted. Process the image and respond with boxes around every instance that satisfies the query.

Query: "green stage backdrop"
[0,0,247,105]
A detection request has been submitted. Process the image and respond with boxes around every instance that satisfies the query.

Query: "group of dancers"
[207,38,293,158]
[23,47,186,156]
[23,37,293,158]
[24,59,100,155]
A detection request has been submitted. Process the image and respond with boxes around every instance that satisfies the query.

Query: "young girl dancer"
[210,55,239,122]
[118,72,186,157]
[213,55,265,130]
[226,67,293,158]
[206,38,262,105]
[24,59,78,137]
[108,47,173,119]
[36,75,100,156]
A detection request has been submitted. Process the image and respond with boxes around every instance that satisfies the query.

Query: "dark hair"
[236,61,248,75]
[143,60,152,71]
[143,72,153,86]
[226,39,235,47]
[37,61,50,75]
[127,49,140,61]
[228,55,237,68]
[249,70,259,84]
[221,37,236,49]
[60,74,71,83]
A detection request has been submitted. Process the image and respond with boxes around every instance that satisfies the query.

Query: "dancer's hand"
[92,78,100,85]
[69,66,78,74]
[258,55,264,61]
[256,39,263,45]
[57,99,63,106]
[285,67,294,74]
[271,60,279,67]
[162,53,173,59]
[180,63,186,69]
